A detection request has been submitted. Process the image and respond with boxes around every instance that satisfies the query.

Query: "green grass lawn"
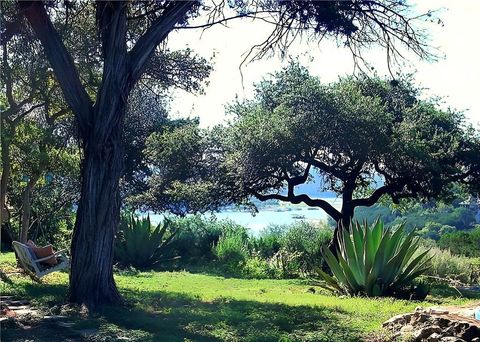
[1,252,478,342]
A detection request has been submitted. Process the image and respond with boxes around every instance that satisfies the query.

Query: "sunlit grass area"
[1,252,478,341]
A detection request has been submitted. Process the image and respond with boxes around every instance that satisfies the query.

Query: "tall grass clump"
[254,221,332,275]
[213,230,248,272]
[425,246,480,285]
[167,215,248,263]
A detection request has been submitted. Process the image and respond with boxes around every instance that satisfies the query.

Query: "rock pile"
[383,306,480,342]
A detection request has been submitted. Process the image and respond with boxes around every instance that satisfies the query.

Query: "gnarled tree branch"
[250,189,342,222]
[19,1,93,134]
[128,1,196,84]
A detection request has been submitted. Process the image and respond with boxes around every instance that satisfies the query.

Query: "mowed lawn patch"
[1,252,477,341]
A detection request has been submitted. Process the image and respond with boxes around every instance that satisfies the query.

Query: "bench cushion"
[31,245,58,266]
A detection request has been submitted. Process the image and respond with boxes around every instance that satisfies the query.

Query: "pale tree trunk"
[19,175,39,243]
[0,135,11,225]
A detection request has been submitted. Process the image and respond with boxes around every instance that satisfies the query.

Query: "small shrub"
[253,221,333,274]
[242,255,272,279]
[250,227,283,258]
[425,247,480,285]
[267,247,303,279]
[167,215,248,263]
[417,222,455,241]
[281,221,332,273]
[213,231,248,273]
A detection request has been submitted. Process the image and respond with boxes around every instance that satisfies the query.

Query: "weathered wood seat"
[12,241,69,281]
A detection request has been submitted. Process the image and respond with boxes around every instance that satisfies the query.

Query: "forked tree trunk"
[68,104,126,307]
[20,0,194,309]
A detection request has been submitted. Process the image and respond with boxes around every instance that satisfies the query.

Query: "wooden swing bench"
[12,241,70,282]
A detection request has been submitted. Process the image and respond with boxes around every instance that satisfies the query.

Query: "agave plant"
[317,219,431,297]
[114,213,177,268]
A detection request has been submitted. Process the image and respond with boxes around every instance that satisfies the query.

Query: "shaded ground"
[1,252,479,342]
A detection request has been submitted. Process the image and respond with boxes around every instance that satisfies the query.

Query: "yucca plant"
[317,219,432,297]
[114,213,177,268]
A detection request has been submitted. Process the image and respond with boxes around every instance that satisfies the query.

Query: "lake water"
[148,198,342,235]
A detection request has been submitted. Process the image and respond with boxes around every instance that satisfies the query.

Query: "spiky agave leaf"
[317,219,431,297]
[114,212,177,268]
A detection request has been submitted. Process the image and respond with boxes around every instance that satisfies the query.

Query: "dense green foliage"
[353,202,478,235]
[213,230,249,273]
[129,121,224,215]
[150,216,332,279]
[114,214,177,268]
[318,220,431,297]
[165,215,248,263]
[438,226,480,258]
[202,63,480,231]
[426,247,480,285]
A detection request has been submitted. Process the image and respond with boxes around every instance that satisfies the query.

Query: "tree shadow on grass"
[98,288,361,342]
[4,282,361,342]
[428,284,480,301]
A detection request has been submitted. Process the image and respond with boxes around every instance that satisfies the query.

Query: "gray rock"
[400,325,415,335]
[43,315,68,320]
[439,338,465,342]
[383,313,410,327]
[413,326,442,340]
[416,314,431,324]
[433,317,452,328]
[428,333,443,342]
[458,324,480,340]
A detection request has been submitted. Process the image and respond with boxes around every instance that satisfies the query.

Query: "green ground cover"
[1,252,478,342]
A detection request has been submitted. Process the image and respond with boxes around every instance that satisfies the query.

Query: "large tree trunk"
[68,103,126,308]
[67,2,130,308]
[20,0,194,309]
[19,175,39,243]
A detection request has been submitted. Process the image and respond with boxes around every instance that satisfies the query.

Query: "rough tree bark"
[21,0,195,308]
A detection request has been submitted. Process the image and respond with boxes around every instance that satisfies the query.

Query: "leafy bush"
[253,221,333,275]
[438,226,480,258]
[417,222,455,241]
[213,230,248,272]
[114,213,177,268]
[249,226,284,258]
[167,215,248,263]
[425,247,480,284]
[267,247,303,279]
[353,205,399,226]
[242,255,272,279]
[389,205,477,232]
[318,220,432,297]
[281,221,332,272]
